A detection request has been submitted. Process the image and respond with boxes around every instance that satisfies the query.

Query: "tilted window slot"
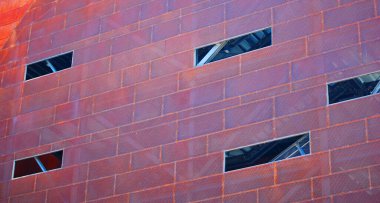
[25,52,73,80]
[328,71,380,104]
[195,27,272,67]
[224,133,310,172]
[13,150,63,178]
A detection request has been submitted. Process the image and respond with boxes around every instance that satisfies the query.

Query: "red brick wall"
[1,0,380,202]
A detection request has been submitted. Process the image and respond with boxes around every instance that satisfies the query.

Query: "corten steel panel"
[0,0,380,202]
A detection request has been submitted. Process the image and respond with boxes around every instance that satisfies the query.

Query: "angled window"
[328,71,380,104]
[224,133,309,172]
[195,27,272,67]
[25,52,73,80]
[13,150,63,178]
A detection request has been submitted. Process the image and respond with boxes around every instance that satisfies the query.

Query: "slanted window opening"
[328,71,380,104]
[25,52,73,80]
[13,150,63,179]
[224,133,310,172]
[195,27,272,67]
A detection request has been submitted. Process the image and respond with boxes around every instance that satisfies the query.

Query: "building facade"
[1,0,380,202]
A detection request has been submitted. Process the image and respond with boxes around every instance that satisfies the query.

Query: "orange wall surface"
[1,0,380,202]
[0,0,33,48]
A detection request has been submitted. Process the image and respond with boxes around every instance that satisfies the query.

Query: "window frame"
[223,132,311,173]
[327,70,380,105]
[12,149,64,179]
[24,51,74,81]
[194,27,272,67]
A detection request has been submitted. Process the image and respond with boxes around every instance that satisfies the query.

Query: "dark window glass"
[26,52,73,80]
[224,133,309,172]
[13,150,63,178]
[195,27,272,66]
[328,72,380,104]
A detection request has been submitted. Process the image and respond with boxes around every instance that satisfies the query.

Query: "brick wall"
[0,0,380,202]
